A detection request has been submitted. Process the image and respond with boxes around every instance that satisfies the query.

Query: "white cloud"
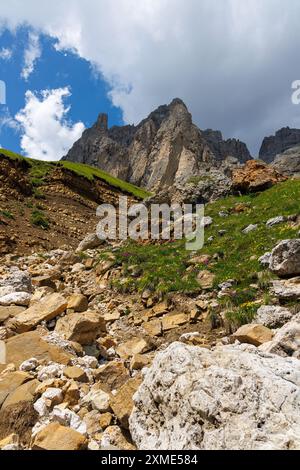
[0,107,19,132]
[21,31,41,80]
[0,47,13,60]
[15,87,85,161]
[1,1,300,153]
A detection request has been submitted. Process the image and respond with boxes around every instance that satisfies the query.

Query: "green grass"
[109,179,300,299]
[0,149,24,161]
[0,148,150,200]
[30,209,50,229]
[0,210,14,220]
[60,161,150,200]
[225,304,258,330]
[110,242,200,295]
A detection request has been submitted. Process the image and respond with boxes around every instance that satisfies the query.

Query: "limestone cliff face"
[259,127,300,163]
[64,99,252,192]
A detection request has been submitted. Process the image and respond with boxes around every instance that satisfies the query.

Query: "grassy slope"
[0,149,150,200]
[108,179,300,303]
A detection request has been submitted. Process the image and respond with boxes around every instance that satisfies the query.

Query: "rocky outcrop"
[259,127,300,163]
[232,160,286,193]
[272,145,300,177]
[64,99,251,192]
[129,342,300,450]
[202,130,251,163]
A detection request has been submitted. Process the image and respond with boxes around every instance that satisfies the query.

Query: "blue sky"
[0,27,123,158]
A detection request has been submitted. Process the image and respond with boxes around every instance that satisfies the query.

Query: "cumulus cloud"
[15,87,85,161]
[21,31,41,80]
[0,47,13,60]
[1,0,300,153]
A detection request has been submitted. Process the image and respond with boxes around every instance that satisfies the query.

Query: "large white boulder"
[254,305,294,328]
[129,342,300,450]
[269,239,300,278]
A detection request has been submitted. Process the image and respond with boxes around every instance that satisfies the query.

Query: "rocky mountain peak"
[64,98,252,192]
[95,113,108,132]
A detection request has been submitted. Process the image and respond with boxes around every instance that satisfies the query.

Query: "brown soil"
[0,401,38,447]
[0,156,137,256]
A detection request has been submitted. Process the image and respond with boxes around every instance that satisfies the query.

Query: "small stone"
[98,336,116,350]
[202,216,213,227]
[76,233,104,253]
[55,310,106,345]
[2,379,40,409]
[52,406,87,434]
[83,387,111,412]
[0,434,20,450]
[242,224,258,234]
[32,275,57,290]
[82,409,102,435]
[93,361,129,391]
[116,338,151,360]
[10,293,68,333]
[99,412,113,430]
[0,292,32,307]
[37,363,64,381]
[78,355,98,369]
[271,277,300,300]
[67,294,88,313]
[130,354,151,371]
[104,311,121,322]
[101,425,135,451]
[41,387,64,407]
[259,320,300,358]
[64,381,80,405]
[0,371,32,407]
[259,252,272,268]
[152,302,169,316]
[142,319,162,337]
[266,216,286,227]
[19,357,39,372]
[85,258,95,269]
[0,306,25,323]
[233,324,274,347]
[63,366,88,383]
[197,270,216,289]
[110,376,142,429]
[33,422,87,450]
[162,313,189,332]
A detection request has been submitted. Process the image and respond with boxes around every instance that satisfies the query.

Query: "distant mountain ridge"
[63,98,252,192]
[259,127,300,163]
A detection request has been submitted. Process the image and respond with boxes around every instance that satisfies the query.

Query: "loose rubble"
[0,221,299,451]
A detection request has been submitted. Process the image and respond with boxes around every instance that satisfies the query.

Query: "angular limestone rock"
[55,310,106,345]
[233,324,274,347]
[130,342,300,450]
[11,293,68,333]
[33,422,87,450]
